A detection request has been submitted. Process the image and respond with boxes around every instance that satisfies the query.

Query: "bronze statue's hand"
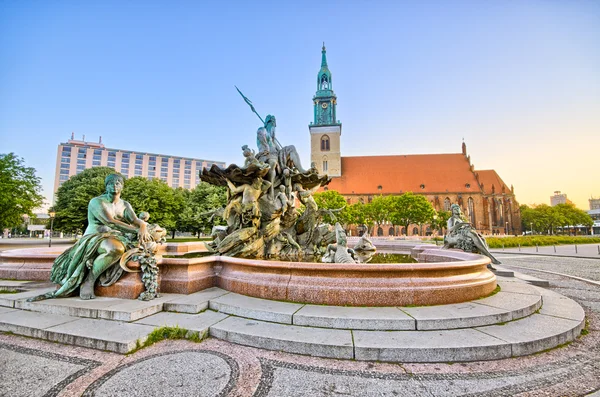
[138,223,151,244]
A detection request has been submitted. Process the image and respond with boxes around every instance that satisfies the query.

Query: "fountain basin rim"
[159,253,491,272]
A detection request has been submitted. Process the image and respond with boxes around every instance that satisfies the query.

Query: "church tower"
[309,43,342,177]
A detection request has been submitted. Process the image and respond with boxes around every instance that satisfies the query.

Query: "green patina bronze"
[29,174,165,302]
[444,204,501,265]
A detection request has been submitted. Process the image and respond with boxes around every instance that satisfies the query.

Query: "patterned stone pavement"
[1,254,599,396]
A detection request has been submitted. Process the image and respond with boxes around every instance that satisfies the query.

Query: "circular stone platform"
[0,279,586,362]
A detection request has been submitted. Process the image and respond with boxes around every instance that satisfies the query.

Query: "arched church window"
[444,197,451,211]
[468,197,475,224]
[321,75,329,90]
[412,227,419,236]
[321,135,330,151]
[377,227,384,236]
[498,199,504,224]
[323,160,328,172]
[388,227,395,236]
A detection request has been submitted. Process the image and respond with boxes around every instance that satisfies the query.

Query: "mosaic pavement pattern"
[0,254,599,397]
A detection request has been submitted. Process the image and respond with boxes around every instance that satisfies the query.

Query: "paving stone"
[210,316,354,359]
[496,281,542,296]
[511,270,550,287]
[0,309,79,338]
[0,343,95,397]
[209,293,304,324]
[163,287,230,313]
[134,310,228,333]
[95,294,184,322]
[476,313,583,356]
[493,265,515,277]
[475,291,542,320]
[44,318,155,353]
[16,296,125,318]
[262,361,424,397]
[85,351,234,397]
[0,280,34,287]
[0,306,16,314]
[354,328,511,362]
[536,289,585,322]
[293,305,415,330]
[0,287,55,308]
[402,302,511,330]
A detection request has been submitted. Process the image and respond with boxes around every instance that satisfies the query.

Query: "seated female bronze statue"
[444,204,500,265]
[30,174,151,301]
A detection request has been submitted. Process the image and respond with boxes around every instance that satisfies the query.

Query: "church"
[309,45,522,236]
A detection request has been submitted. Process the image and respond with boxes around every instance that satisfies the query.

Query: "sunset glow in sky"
[1,1,598,209]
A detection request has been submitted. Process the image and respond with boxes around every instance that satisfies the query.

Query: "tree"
[53,167,117,233]
[346,202,374,234]
[368,195,391,228]
[122,177,186,236]
[177,182,227,237]
[555,203,593,235]
[432,210,451,234]
[0,153,45,231]
[388,192,436,235]
[313,190,350,225]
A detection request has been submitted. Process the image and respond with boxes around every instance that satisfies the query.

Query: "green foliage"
[53,167,116,233]
[431,210,451,233]
[368,195,391,226]
[0,153,44,231]
[486,235,600,248]
[313,190,350,225]
[176,182,227,236]
[387,192,436,230]
[346,202,374,230]
[122,177,185,231]
[521,203,593,235]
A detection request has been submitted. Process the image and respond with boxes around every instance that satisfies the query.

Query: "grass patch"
[580,318,590,336]
[0,289,19,294]
[477,285,501,300]
[486,236,600,249]
[128,326,207,354]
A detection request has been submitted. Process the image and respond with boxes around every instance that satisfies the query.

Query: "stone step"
[209,292,304,324]
[9,291,185,322]
[511,270,550,287]
[209,316,354,359]
[134,310,229,333]
[208,290,584,362]
[203,282,542,330]
[0,309,155,354]
[163,287,230,313]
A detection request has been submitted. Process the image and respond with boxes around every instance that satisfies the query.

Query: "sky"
[1,0,598,210]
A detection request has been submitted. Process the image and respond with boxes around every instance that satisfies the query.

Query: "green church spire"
[312,44,339,126]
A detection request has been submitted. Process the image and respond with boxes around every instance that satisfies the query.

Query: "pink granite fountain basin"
[0,243,496,305]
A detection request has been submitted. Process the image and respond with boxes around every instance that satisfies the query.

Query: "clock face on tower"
[321,102,328,109]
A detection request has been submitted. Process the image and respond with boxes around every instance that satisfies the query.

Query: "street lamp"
[530,222,533,236]
[48,210,56,248]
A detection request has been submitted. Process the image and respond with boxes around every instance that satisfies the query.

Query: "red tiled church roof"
[326,153,481,195]
[476,170,510,195]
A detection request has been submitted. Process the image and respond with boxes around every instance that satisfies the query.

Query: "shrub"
[486,236,600,249]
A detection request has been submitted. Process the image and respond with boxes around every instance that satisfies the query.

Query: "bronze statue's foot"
[80,277,96,300]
